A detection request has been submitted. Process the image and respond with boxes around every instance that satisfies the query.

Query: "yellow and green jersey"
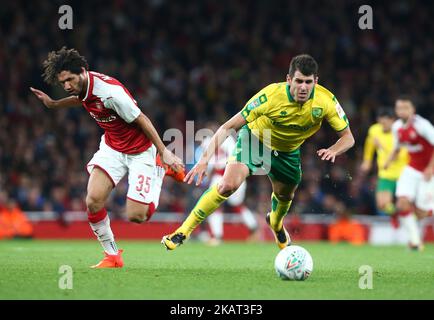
[363,123,408,180]
[240,82,349,152]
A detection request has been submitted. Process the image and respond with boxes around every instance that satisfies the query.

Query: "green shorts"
[231,126,302,185]
[376,178,397,194]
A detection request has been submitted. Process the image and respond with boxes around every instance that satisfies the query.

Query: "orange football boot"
[90,249,124,269]
[156,153,186,182]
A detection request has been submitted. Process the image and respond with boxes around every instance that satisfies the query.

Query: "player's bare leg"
[414,207,433,251]
[162,162,249,250]
[267,179,298,249]
[87,167,123,268]
[216,162,250,197]
[396,196,422,251]
[377,190,399,228]
[376,191,395,214]
[126,199,154,223]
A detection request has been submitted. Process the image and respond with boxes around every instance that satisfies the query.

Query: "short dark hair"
[396,95,415,105]
[288,54,318,77]
[395,95,417,111]
[376,107,395,118]
[42,47,88,85]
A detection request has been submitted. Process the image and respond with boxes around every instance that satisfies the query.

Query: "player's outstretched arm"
[134,112,185,173]
[185,113,246,185]
[30,87,81,109]
[317,127,355,163]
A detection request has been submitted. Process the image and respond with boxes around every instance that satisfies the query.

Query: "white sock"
[417,219,425,243]
[240,207,258,232]
[209,211,224,240]
[400,213,421,246]
[89,215,118,254]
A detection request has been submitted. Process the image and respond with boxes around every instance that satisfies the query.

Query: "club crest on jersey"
[95,102,103,110]
[312,107,323,118]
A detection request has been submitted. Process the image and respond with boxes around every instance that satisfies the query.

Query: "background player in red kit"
[30,47,185,268]
[385,96,434,251]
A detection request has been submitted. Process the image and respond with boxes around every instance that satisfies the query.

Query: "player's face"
[395,100,415,121]
[377,116,394,132]
[57,70,85,95]
[287,71,317,103]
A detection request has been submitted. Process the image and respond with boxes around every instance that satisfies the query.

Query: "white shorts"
[210,174,246,206]
[86,136,164,208]
[396,166,434,211]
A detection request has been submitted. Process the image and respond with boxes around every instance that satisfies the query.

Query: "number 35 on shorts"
[136,175,151,193]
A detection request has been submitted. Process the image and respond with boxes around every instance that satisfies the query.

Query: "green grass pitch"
[0,239,433,300]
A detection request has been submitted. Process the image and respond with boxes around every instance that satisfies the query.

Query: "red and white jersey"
[392,114,434,172]
[79,71,151,154]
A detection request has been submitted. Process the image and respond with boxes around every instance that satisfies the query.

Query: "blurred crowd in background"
[1,0,433,221]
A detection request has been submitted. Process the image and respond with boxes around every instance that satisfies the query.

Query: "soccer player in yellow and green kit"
[360,108,408,220]
[162,54,355,250]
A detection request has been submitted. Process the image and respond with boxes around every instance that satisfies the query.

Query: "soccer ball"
[274,245,313,281]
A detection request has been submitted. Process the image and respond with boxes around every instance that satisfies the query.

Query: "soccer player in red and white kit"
[384,97,434,251]
[30,47,185,267]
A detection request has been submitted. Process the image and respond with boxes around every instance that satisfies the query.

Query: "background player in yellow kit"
[360,108,408,220]
[162,54,355,251]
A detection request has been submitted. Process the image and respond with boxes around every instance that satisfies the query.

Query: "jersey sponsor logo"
[280,111,288,116]
[89,112,117,123]
[312,107,323,119]
[272,121,318,131]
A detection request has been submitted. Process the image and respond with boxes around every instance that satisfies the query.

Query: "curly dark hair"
[288,54,318,77]
[42,47,89,85]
